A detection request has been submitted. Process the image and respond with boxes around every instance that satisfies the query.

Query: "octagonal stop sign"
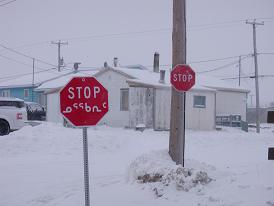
[60,77,108,127]
[170,64,195,91]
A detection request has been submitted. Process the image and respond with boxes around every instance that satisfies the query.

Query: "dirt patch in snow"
[128,150,212,197]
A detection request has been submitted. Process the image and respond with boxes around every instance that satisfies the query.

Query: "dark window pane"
[0,100,25,108]
[120,88,129,111]
[193,95,206,108]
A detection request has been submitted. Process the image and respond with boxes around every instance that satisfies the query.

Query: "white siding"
[129,87,153,128]
[154,89,171,130]
[46,92,63,123]
[93,70,130,127]
[216,91,247,121]
[154,89,216,130]
[186,91,216,130]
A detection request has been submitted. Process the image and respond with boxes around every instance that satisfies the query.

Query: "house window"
[24,89,29,98]
[120,88,129,111]
[193,95,206,108]
[1,90,10,97]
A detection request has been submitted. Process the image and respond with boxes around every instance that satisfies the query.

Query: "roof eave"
[206,86,250,93]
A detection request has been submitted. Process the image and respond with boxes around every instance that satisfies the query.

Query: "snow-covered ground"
[0,122,274,206]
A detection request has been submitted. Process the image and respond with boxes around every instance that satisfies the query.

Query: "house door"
[129,87,154,128]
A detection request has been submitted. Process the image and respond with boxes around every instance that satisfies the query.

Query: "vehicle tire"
[0,119,10,136]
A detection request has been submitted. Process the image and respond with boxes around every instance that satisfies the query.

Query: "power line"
[79,52,270,74]
[222,74,274,80]
[189,54,249,64]
[188,17,274,29]
[258,52,274,55]
[0,44,57,67]
[0,53,56,72]
[142,54,252,69]
[0,0,16,7]
[3,16,273,50]
[0,68,57,82]
[197,61,239,74]
[0,53,35,68]
[50,17,274,42]
[196,55,251,74]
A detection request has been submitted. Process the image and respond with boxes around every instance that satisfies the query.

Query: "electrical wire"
[222,74,274,80]
[0,44,57,67]
[3,16,273,50]
[0,0,16,7]
[196,55,251,74]
[0,53,59,74]
[0,53,35,69]
[141,54,251,69]
[0,68,57,81]
[197,61,240,74]
[0,53,62,78]
[78,51,273,74]
[258,52,274,55]
[189,55,249,64]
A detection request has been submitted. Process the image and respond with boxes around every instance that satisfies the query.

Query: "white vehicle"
[0,97,27,135]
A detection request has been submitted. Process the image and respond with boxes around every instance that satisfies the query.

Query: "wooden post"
[246,20,264,133]
[169,0,187,165]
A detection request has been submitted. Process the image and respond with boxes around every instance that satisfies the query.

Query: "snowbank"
[1,123,274,205]
[128,150,212,197]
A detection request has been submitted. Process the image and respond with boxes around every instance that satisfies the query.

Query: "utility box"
[267,111,274,123]
[241,121,248,132]
[268,148,274,160]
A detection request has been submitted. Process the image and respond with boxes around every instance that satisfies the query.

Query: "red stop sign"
[60,77,108,127]
[170,64,195,91]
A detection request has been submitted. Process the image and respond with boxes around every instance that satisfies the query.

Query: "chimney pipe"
[104,62,108,69]
[113,57,118,67]
[159,70,165,84]
[73,62,81,73]
[153,52,160,73]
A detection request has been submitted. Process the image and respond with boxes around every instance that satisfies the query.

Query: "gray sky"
[0,0,274,105]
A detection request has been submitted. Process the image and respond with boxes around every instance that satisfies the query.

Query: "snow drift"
[128,150,212,197]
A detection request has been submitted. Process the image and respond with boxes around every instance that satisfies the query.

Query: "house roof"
[120,68,214,91]
[35,69,101,91]
[0,69,73,89]
[196,75,250,93]
[35,65,250,93]
[113,67,249,93]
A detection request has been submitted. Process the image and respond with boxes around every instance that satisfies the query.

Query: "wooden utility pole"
[32,58,35,102]
[169,0,187,165]
[246,20,264,133]
[238,56,241,86]
[51,40,68,72]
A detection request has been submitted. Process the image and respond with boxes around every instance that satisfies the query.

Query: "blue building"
[0,70,72,106]
[0,86,45,104]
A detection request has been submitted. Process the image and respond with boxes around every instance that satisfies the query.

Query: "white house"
[125,71,217,130]
[36,64,249,130]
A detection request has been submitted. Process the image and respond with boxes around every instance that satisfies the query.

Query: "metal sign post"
[83,127,90,206]
[59,77,109,206]
[182,92,186,167]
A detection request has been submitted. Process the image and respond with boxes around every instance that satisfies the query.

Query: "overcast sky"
[0,0,274,105]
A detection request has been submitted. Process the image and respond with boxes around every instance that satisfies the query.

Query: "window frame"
[193,95,206,108]
[1,90,10,97]
[120,88,129,111]
[24,89,29,98]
